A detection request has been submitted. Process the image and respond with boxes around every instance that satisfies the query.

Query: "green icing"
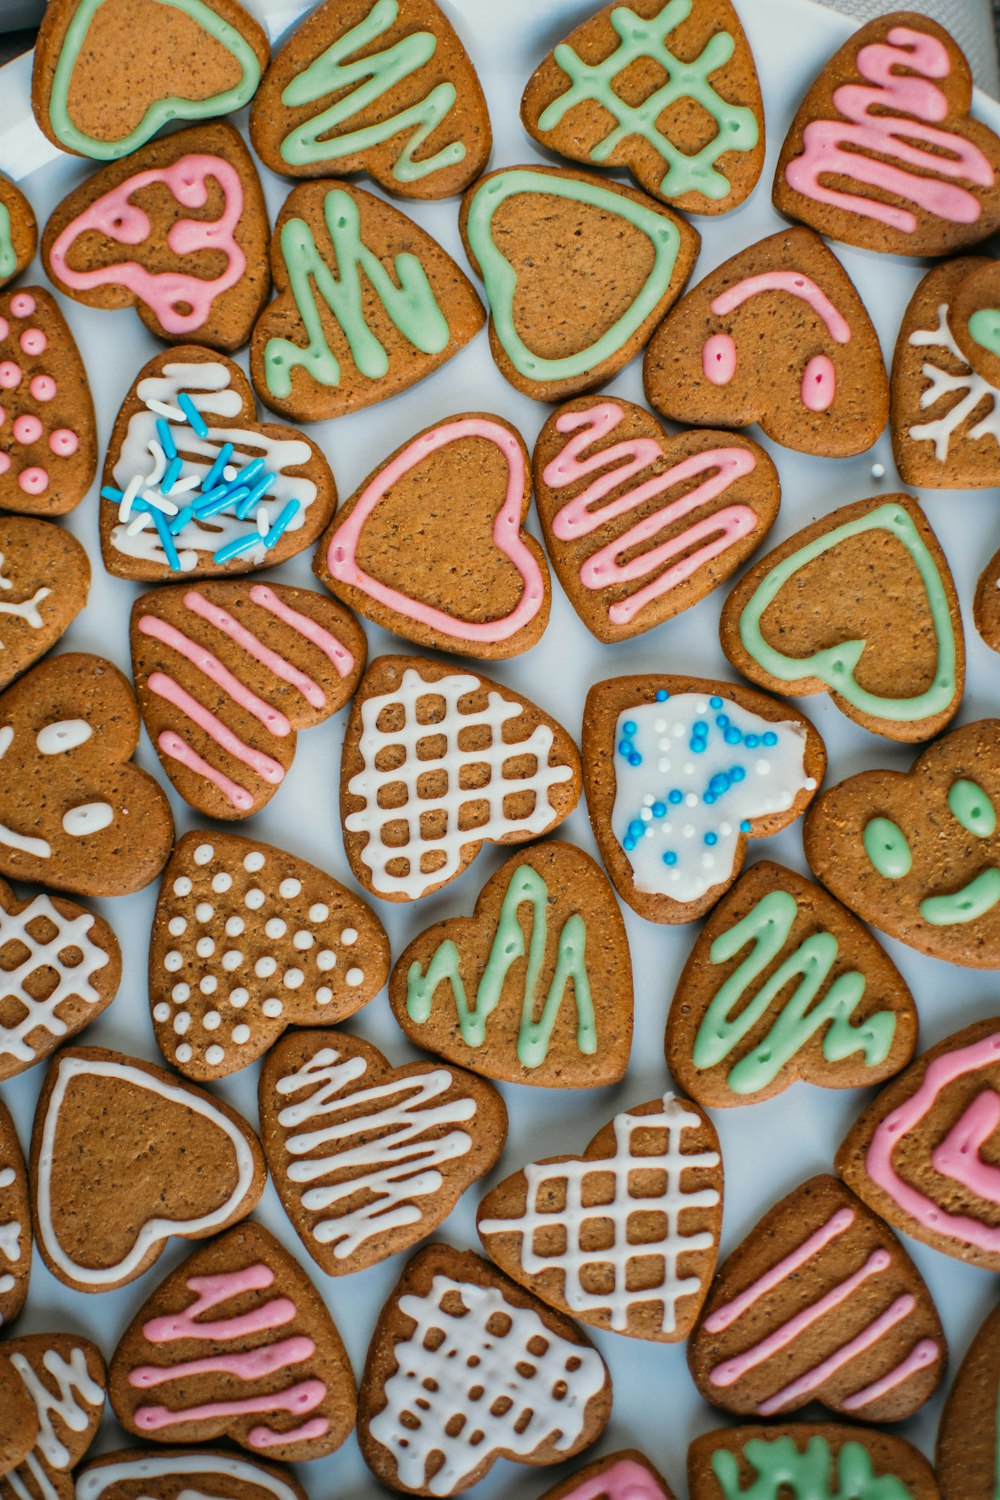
[710,1435,916,1499]
[464,167,683,383]
[694,889,895,1095]
[920,869,1000,925]
[263,186,450,398]
[537,0,758,201]
[47,0,262,160]
[863,817,912,880]
[737,502,957,725]
[969,307,1000,359]
[0,203,15,282]
[405,864,597,1069]
[949,778,996,837]
[279,0,465,181]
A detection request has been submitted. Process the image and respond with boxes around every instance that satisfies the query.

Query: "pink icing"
[703,332,737,384]
[30,376,55,401]
[129,1335,316,1386]
[326,416,545,643]
[784,26,994,232]
[18,467,47,494]
[9,293,35,318]
[142,1265,293,1342]
[49,428,79,456]
[931,1088,1000,1198]
[181,587,333,709]
[19,328,46,356]
[801,353,837,411]
[249,583,355,681]
[710,271,852,342]
[704,1207,855,1333]
[159,730,254,812]
[0,363,20,390]
[248,1418,330,1449]
[147,671,285,785]
[559,1457,670,1500]
[0,408,5,425]
[133,1379,327,1431]
[0,454,9,476]
[48,154,247,335]
[757,1294,915,1416]
[139,614,292,737]
[840,1338,940,1412]
[13,414,41,444]
[0,318,7,339]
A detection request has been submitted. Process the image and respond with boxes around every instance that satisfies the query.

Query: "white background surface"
[3,1,1000,1495]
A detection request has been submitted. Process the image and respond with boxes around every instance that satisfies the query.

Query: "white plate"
[2,1,1000,1495]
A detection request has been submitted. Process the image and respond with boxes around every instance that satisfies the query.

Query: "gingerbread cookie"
[260,1029,507,1275]
[0,177,37,289]
[479,1091,721,1342]
[316,412,549,659]
[131,581,364,819]
[533,398,779,643]
[539,1454,676,1500]
[804,720,1000,968]
[102,346,336,579]
[390,842,631,1087]
[936,1300,1000,1499]
[584,675,825,924]
[0,287,96,516]
[1,1335,105,1499]
[719,494,964,743]
[342,655,581,903]
[774,13,1000,257]
[43,123,269,351]
[688,1174,944,1421]
[359,1244,612,1495]
[0,516,89,691]
[150,831,389,1080]
[33,0,269,161]
[0,1352,37,1478]
[250,0,490,198]
[76,1450,309,1500]
[460,164,698,402]
[689,1425,940,1500]
[31,1045,265,1292]
[108,1221,356,1462]
[0,652,173,898]
[667,861,917,1109]
[974,546,1000,651]
[837,1018,1000,1271]
[251,181,484,421]
[0,1101,30,1327]
[644,227,887,457]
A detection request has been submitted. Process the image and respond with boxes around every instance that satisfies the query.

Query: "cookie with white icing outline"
[0,516,90,692]
[936,1299,1000,1499]
[0,1101,30,1328]
[1,1334,105,1498]
[688,1424,940,1500]
[0,176,37,290]
[76,1449,310,1500]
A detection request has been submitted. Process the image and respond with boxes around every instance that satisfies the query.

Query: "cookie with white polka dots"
[148,830,390,1081]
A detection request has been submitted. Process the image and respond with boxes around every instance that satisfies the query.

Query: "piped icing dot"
[206,1044,225,1065]
[345,967,364,987]
[19,328,45,356]
[12,415,40,444]
[0,454,9,476]
[30,375,55,401]
[9,293,35,318]
[0,362,21,390]
[308,902,328,922]
[49,427,79,456]
[243,850,265,872]
[194,843,214,864]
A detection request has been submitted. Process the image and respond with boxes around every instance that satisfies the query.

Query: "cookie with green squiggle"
[688,1424,940,1500]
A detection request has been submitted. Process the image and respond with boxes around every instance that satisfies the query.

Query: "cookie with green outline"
[0,177,37,290]
[719,494,964,743]
[936,1299,1000,1498]
[688,1425,940,1500]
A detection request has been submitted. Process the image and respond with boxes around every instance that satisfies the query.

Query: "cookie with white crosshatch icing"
[149,831,389,1080]
[1,1333,105,1498]
[688,1425,940,1500]
[75,1450,310,1500]
[0,516,90,692]
[0,1100,30,1328]
[0,176,37,291]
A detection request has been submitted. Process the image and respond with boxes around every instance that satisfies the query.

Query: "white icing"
[908,303,1000,461]
[0,1158,22,1276]
[62,802,114,837]
[8,1345,103,1494]
[75,1452,304,1500]
[36,720,92,755]
[0,894,109,1064]
[0,550,51,639]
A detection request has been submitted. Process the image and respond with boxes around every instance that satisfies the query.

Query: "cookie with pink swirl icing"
[774,12,1000,257]
[537,1450,677,1500]
[42,123,269,351]
[0,176,37,291]
[644,227,887,457]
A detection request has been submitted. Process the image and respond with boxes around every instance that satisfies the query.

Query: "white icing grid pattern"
[908,303,1000,461]
[480,1094,720,1334]
[345,668,574,899]
[0,895,109,1068]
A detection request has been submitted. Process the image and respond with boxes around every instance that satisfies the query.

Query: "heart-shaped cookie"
[3,1334,105,1497]
[317,412,548,658]
[149,831,389,1080]
[0,1100,30,1327]
[720,494,964,742]
[260,1029,507,1275]
[342,655,581,903]
[251,181,484,421]
[43,123,270,350]
[0,876,121,1083]
[108,1221,356,1462]
[584,674,825,924]
[774,13,1000,257]
[479,1091,722,1342]
[76,1450,310,1500]
[644,227,887,457]
[0,652,174,897]
[936,1300,1000,1498]
[460,164,699,402]
[837,1018,1000,1272]
[805,720,1000,968]
[250,0,491,199]
[131,581,365,819]
[0,1351,37,1477]
[689,1424,940,1500]
[389,841,632,1087]
[33,0,269,161]
[951,260,1000,387]
[533,397,779,643]
[688,1174,944,1421]
[31,1045,265,1292]
[102,346,337,580]
[0,517,89,692]
[667,861,917,1109]
[0,175,37,290]
[539,1452,676,1500]
[974,544,1000,652]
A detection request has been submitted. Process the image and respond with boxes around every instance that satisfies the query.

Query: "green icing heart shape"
[969,307,1000,359]
[49,0,262,160]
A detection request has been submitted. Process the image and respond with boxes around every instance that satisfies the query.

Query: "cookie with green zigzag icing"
[0,177,36,291]
[688,1425,940,1500]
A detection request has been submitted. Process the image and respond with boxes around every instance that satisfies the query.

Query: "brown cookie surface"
[0,1101,30,1328]
[0,176,37,290]
[75,1449,310,1500]
[250,0,490,198]
[719,494,964,742]
[975,545,1000,651]
[644,227,887,457]
[1,1334,105,1499]
[688,1174,944,1422]
[936,1300,1000,1500]
[688,1424,940,1500]
[260,1029,507,1276]
[30,1045,265,1292]
[538,1453,677,1500]
[951,261,1000,386]
[0,1351,37,1478]
[0,516,89,691]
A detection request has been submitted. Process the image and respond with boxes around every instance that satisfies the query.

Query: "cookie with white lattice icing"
[359,1243,612,1496]
[478,1091,722,1342]
[0,517,90,692]
[260,1029,507,1276]
[76,1449,310,1500]
[688,1425,940,1500]
[1,1334,105,1499]
[0,1101,30,1327]
[0,175,36,291]
[150,831,389,1080]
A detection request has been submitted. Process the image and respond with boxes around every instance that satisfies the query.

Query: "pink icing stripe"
[183,589,330,709]
[133,1379,327,1431]
[932,1089,1000,1197]
[710,272,852,343]
[841,1338,940,1412]
[603,507,758,625]
[865,1031,1000,1252]
[248,584,355,680]
[142,1266,292,1341]
[48,155,246,334]
[703,1206,855,1333]
[148,672,285,784]
[128,1336,316,1387]
[158,730,253,812]
[757,1293,915,1416]
[139,614,291,737]
[708,1249,891,1388]
[249,1417,330,1449]
[784,26,993,232]
[801,354,837,411]
[326,417,545,643]
[559,1457,670,1499]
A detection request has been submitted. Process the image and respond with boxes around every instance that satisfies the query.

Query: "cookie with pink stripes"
[687,1173,944,1421]
[537,1451,677,1500]
[130,580,365,819]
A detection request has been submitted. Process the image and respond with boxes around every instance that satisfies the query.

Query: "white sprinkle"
[212,872,232,893]
[317,949,336,971]
[223,464,238,481]
[257,509,270,539]
[147,398,184,421]
[168,916,187,937]
[126,512,153,537]
[262,997,283,1018]
[243,851,265,872]
[871,462,886,479]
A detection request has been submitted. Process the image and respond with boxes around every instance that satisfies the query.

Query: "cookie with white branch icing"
[75,1450,310,1500]
[0,516,89,692]
[688,1425,941,1500]
[0,1101,30,1327]
[1,1334,105,1499]
[0,176,37,290]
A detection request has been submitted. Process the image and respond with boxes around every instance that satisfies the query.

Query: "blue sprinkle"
[629,752,642,767]
[724,727,741,745]
[730,766,746,784]
[263,499,300,549]
[236,472,275,519]
[163,455,183,493]
[705,832,718,847]
[151,507,181,571]
[618,741,632,757]
[716,713,729,728]
[762,731,778,747]
[709,696,723,709]
[169,504,195,536]
[739,819,751,833]
[745,734,759,749]
[100,485,124,503]
[212,532,263,565]
[623,836,635,851]
[655,688,669,701]
[662,851,677,866]
[623,720,637,736]
[178,393,209,438]
[691,740,706,754]
[196,489,243,522]
[652,802,666,818]
[628,820,644,840]
[235,456,265,487]
[668,789,683,805]
[704,792,715,805]
[155,418,177,460]
[201,442,234,491]
[709,773,729,794]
